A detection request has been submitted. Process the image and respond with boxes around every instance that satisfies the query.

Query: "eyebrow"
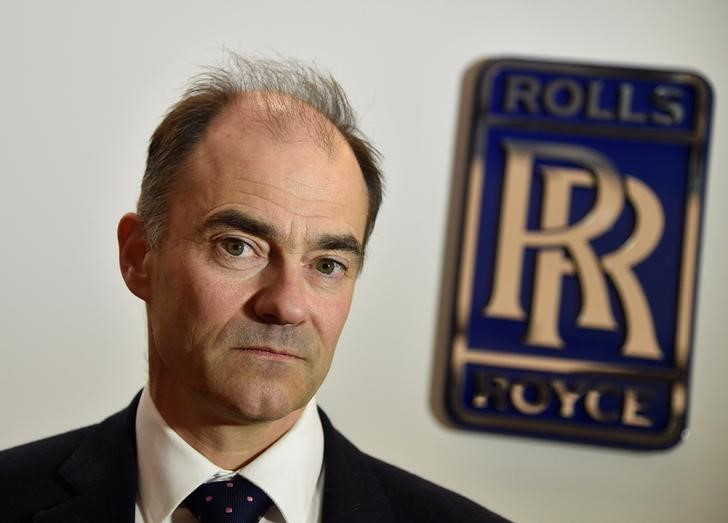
[201,209,277,239]
[315,234,363,257]
[201,209,364,260]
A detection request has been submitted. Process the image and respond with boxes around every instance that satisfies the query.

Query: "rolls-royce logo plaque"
[433,58,712,449]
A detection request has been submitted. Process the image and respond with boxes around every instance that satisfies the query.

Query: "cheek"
[151,256,242,349]
[315,291,355,349]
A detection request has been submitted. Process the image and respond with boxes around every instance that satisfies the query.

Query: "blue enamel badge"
[432,58,713,449]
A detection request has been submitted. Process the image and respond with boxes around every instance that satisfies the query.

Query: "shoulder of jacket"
[0,424,93,472]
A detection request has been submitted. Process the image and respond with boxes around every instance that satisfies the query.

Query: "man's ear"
[118,212,153,302]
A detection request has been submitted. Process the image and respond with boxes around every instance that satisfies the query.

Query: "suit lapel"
[33,394,141,523]
[319,409,397,523]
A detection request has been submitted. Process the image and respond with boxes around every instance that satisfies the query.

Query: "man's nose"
[250,263,308,325]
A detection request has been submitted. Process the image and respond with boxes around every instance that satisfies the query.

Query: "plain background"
[1,1,726,521]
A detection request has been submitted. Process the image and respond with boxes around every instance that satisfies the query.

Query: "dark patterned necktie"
[183,475,273,522]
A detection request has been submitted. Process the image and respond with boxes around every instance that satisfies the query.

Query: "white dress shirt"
[134,387,324,523]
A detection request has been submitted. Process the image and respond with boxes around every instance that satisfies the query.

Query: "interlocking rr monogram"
[484,140,664,360]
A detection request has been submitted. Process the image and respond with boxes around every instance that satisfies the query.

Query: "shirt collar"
[135,386,324,523]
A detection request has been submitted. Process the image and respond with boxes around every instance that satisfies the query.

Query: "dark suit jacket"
[0,395,509,522]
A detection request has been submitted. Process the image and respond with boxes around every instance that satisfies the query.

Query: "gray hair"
[137,54,383,250]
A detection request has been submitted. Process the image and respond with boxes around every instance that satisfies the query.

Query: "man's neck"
[149,381,303,471]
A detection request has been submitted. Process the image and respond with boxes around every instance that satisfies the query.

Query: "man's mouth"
[234,346,302,360]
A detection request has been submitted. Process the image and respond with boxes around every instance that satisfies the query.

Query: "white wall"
[1,1,726,521]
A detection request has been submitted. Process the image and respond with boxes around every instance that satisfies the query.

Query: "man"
[1,55,508,523]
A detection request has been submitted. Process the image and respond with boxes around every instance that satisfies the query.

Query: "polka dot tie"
[183,475,273,522]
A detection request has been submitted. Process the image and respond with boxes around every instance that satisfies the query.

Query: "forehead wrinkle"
[201,186,356,224]
[178,157,359,230]
[204,191,357,236]
[187,130,358,212]
[224,177,350,209]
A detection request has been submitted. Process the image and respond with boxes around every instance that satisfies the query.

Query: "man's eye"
[221,239,251,257]
[315,258,343,276]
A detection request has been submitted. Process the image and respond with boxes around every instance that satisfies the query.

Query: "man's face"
[143,100,369,425]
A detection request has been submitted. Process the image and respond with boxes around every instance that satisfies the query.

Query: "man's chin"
[208,387,309,425]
